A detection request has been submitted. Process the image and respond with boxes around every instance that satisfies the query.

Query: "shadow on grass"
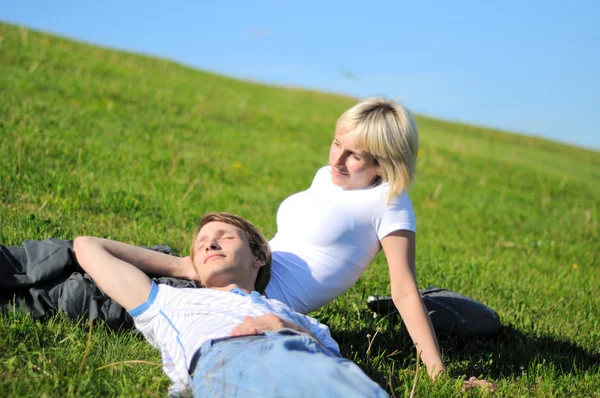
[442,324,600,378]
[333,318,600,385]
[4,293,598,387]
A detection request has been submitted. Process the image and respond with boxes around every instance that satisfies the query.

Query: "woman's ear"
[373,165,383,185]
[374,159,382,178]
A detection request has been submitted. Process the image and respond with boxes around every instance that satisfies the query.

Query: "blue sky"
[2,0,599,150]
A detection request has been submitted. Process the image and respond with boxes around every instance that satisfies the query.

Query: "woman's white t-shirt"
[265,166,416,314]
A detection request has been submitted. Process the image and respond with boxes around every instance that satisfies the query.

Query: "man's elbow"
[73,236,95,266]
[73,236,92,251]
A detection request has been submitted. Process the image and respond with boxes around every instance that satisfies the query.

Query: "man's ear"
[253,257,266,268]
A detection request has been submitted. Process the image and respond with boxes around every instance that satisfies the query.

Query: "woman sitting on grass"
[262,97,444,378]
[1,97,444,379]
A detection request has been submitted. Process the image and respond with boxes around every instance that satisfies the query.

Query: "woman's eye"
[352,154,362,161]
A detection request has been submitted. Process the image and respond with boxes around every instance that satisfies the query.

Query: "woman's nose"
[331,151,344,165]
[206,242,219,251]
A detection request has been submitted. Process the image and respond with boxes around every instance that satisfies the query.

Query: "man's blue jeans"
[191,330,389,398]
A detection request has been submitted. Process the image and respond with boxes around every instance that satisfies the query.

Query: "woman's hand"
[462,377,497,392]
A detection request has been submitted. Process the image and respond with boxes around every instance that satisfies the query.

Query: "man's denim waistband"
[188,328,339,375]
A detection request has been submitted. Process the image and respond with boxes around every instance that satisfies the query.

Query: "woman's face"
[329,126,379,190]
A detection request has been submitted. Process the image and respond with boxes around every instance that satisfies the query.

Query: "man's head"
[189,212,271,293]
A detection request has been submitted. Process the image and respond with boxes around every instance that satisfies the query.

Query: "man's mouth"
[204,254,225,264]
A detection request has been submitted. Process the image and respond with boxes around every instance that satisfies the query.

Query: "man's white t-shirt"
[130,282,340,395]
[266,166,416,314]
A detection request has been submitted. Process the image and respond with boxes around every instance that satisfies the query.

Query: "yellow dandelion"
[572,263,578,270]
[233,162,242,169]
[418,149,423,157]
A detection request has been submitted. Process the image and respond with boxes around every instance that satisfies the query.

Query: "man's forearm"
[74,237,153,310]
[84,238,197,281]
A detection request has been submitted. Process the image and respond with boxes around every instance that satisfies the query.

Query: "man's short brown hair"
[189,212,272,294]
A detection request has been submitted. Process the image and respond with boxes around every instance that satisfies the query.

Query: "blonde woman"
[261,97,444,378]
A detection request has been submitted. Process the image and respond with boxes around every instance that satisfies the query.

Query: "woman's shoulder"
[315,165,332,178]
[370,187,416,235]
[373,182,411,204]
[372,186,414,217]
[309,166,333,187]
[388,188,412,206]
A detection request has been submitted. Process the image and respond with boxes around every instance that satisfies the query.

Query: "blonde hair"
[190,212,272,294]
[337,97,419,204]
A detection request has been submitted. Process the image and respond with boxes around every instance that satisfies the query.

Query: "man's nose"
[206,241,220,251]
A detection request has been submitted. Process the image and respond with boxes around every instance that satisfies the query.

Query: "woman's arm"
[380,230,445,379]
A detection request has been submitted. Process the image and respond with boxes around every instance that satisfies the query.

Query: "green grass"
[1,23,599,397]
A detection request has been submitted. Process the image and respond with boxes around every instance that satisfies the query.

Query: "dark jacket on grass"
[0,239,200,329]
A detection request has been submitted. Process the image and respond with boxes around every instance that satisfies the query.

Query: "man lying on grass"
[74,212,388,398]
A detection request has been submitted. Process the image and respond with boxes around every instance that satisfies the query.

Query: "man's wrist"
[180,256,200,281]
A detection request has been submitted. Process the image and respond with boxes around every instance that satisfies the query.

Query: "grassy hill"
[1,23,598,397]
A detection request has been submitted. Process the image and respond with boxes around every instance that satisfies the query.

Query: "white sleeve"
[127,281,164,349]
[128,284,192,394]
[373,190,416,239]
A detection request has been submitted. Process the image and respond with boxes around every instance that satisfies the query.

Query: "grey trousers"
[0,239,198,329]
